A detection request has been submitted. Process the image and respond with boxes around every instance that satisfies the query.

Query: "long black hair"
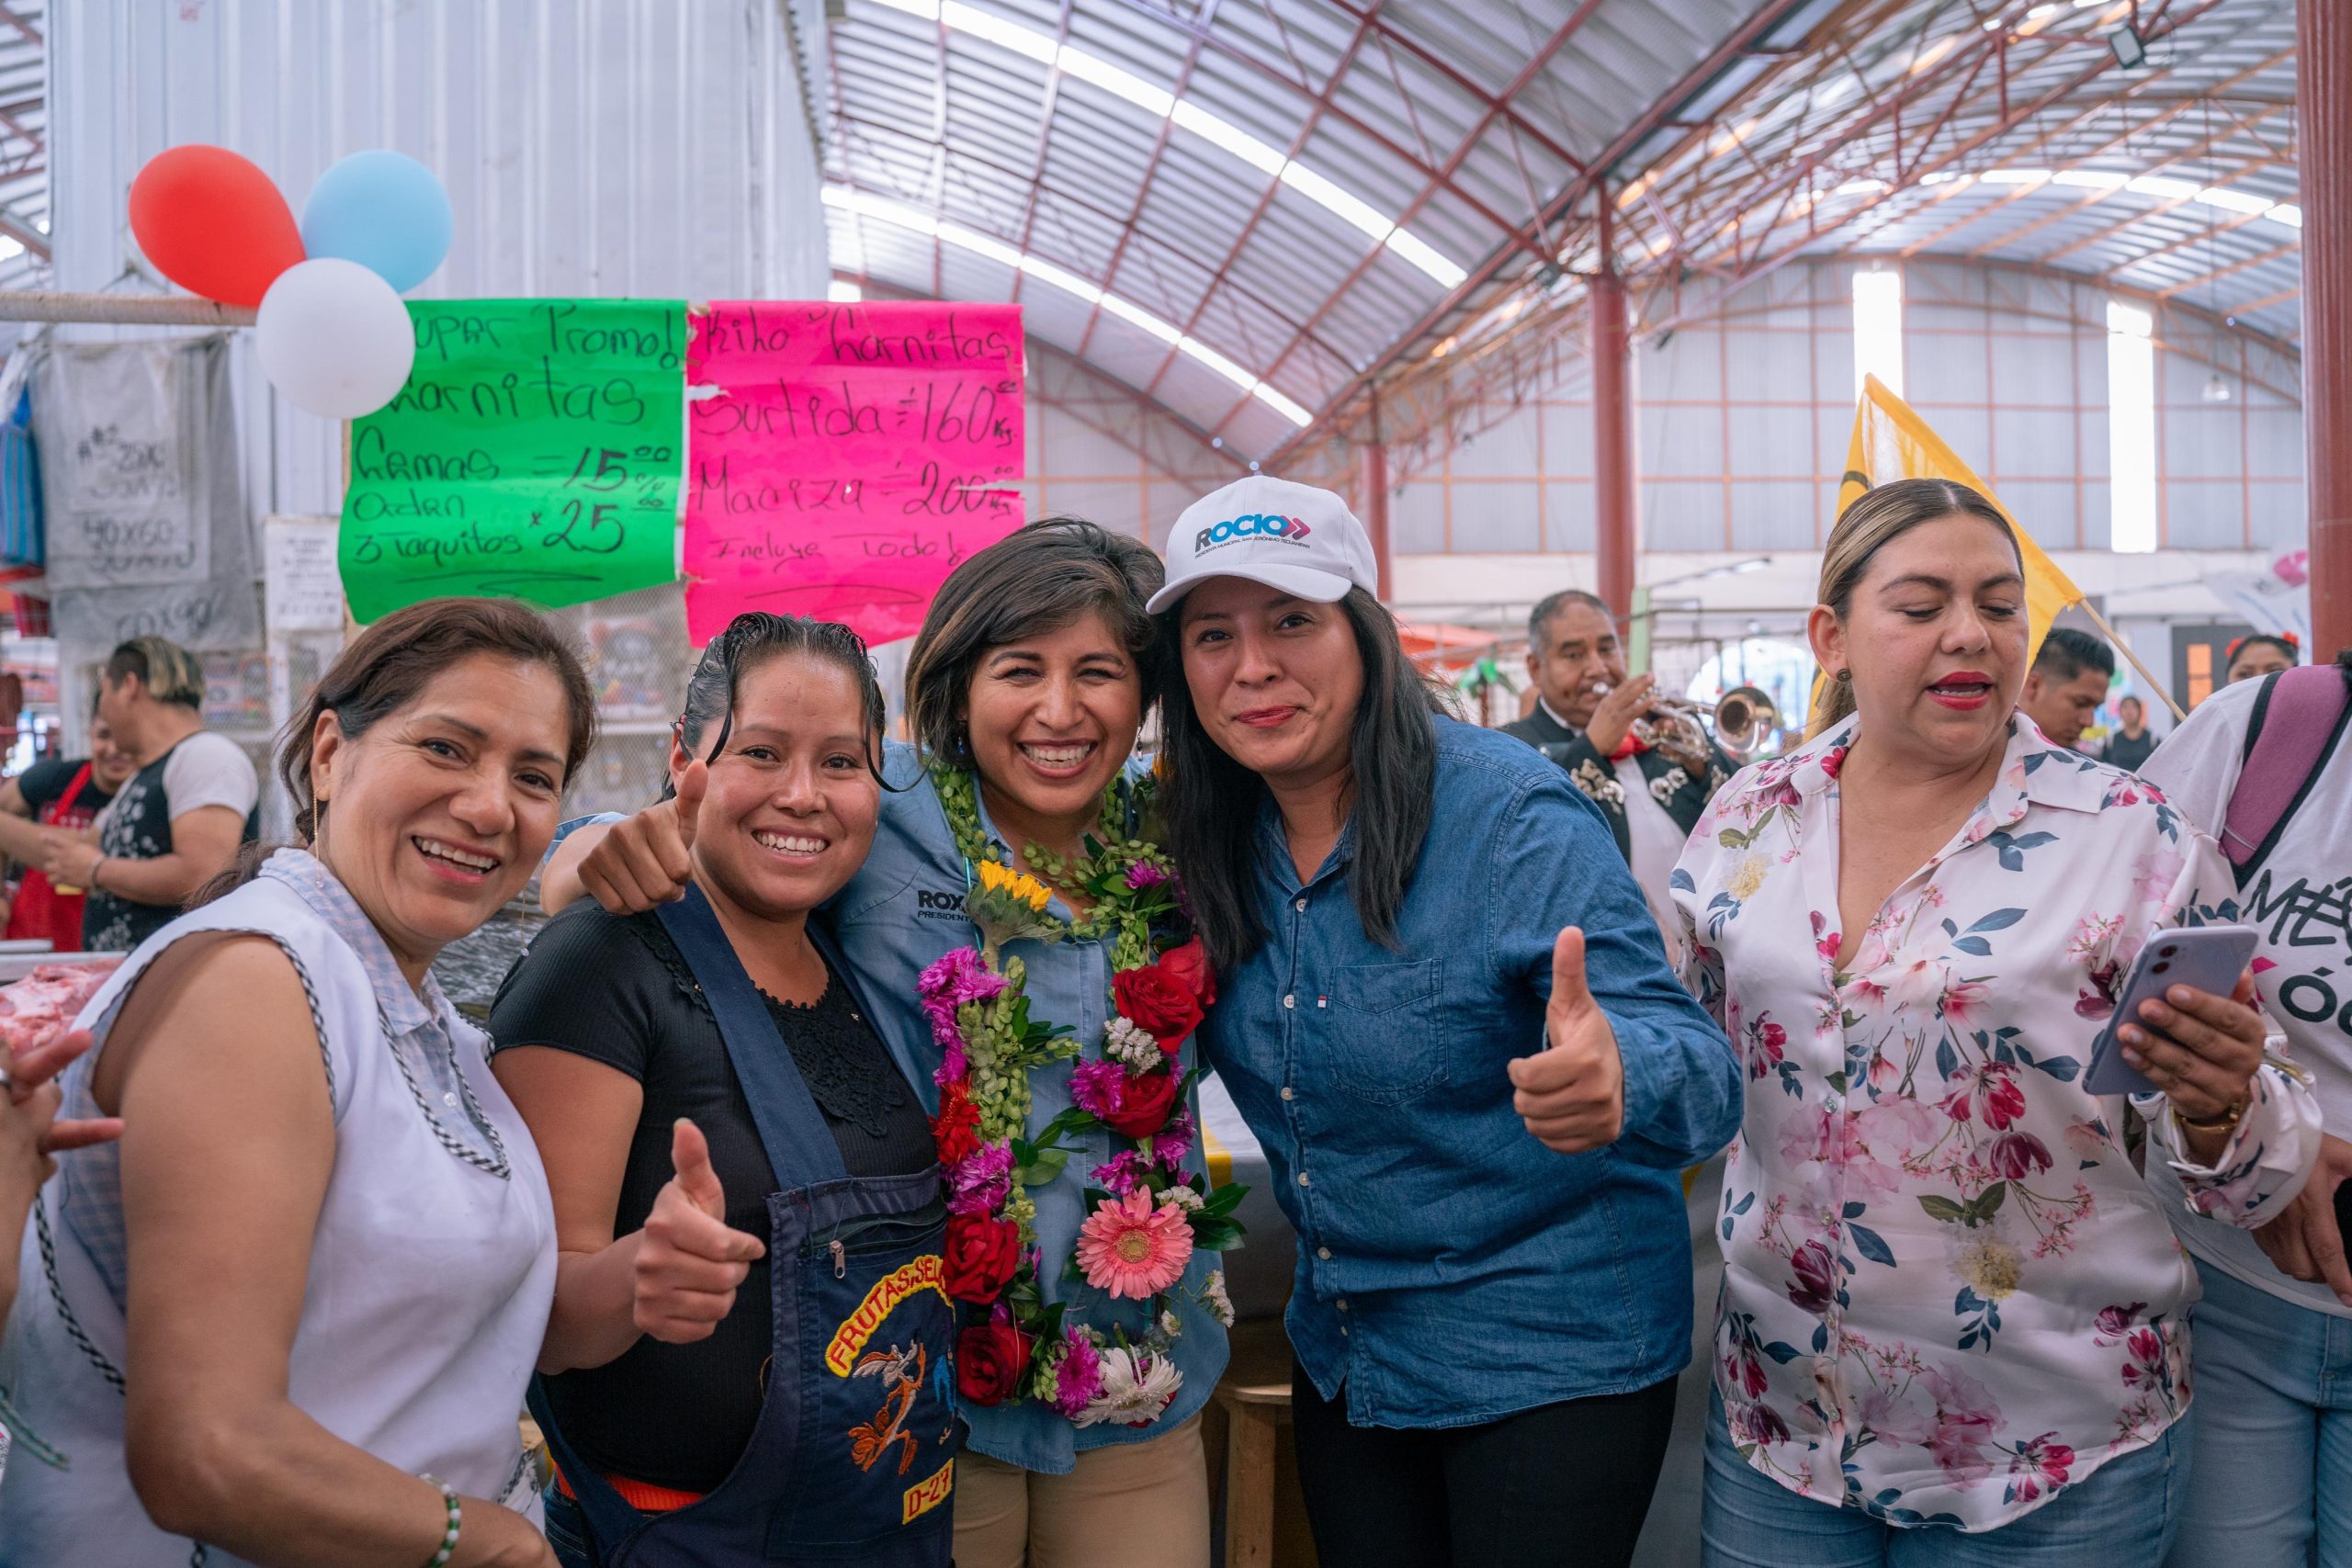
[669,612,890,792]
[1157,586,1448,972]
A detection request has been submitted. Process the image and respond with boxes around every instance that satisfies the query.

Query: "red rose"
[956,1322,1035,1406]
[1098,1067,1182,1139]
[1114,965,1204,1052]
[932,1083,981,1168]
[1157,937,1216,1007]
[942,1212,1022,1303]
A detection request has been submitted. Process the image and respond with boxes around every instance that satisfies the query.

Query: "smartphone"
[2083,925,2259,1097]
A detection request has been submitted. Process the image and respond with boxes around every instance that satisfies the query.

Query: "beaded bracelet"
[418,1475,461,1567]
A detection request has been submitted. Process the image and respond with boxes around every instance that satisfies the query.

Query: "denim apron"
[528,887,960,1565]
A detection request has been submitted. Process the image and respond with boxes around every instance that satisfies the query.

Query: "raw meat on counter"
[0,961,120,1056]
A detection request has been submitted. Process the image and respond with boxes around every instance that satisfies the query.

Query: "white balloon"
[254,256,415,419]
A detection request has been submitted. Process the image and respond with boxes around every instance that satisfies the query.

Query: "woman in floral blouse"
[1673,478,2320,1564]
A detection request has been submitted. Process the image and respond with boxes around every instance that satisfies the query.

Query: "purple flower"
[948,1143,1013,1215]
[932,1037,968,1089]
[919,946,1007,1009]
[1152,1108,1196,1171]
[1052,1333,1105,1418]
[1124,863,1169,891]
[1091,1150,1149,1196]
[1070,1059,1128,1121]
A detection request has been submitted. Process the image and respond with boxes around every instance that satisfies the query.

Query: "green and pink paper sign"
[683,300,1023,645]
[338,299,1024,644]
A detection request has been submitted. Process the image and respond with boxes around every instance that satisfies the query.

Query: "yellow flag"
[1839,374,2084,661]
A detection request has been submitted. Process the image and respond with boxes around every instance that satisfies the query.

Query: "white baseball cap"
[1146,475,1380,615]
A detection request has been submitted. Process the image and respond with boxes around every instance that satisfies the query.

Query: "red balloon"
[127,145,304,308]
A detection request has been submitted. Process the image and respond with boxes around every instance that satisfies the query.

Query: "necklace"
[922,764,1244,1427]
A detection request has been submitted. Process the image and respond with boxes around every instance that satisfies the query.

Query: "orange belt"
[551,1461,708,1514]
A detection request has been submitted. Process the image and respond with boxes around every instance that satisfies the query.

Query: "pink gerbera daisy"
[1074,1188,1194,1300]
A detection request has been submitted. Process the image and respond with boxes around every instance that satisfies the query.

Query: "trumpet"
[1590,683,1781,763]
[1590,683,1712,760]
[1712,685,1780,761]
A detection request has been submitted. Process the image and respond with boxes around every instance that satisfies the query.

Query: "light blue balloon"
[300,151,452,294]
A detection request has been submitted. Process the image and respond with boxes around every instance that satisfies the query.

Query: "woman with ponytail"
[1674,479,2318,1563]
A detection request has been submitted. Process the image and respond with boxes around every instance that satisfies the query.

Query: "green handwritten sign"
[339,299,686,621]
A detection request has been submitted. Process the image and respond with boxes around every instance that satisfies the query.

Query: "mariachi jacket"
[1500,703,1734,863]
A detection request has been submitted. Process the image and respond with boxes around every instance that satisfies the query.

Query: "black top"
[16,756,113,820]
[83,737,262,953]
[489,901,933,1492]
[1498,705,1736,860]
[2102,728,2157,773]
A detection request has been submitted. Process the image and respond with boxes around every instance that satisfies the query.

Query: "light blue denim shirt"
[1199,716,1742,1427]
[560,744,1228,1472]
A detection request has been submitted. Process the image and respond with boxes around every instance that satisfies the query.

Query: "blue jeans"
[2167,1258,2352,1568]
[540,1485,657,1568]
[541,1485,595,1568]
[1701,1390,2190,1566]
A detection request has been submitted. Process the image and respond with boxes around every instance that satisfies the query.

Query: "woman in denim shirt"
[1150,476,1745,1568]
[544,522,1227,1568]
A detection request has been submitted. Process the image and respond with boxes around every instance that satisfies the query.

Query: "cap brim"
[1146,561,1355,615]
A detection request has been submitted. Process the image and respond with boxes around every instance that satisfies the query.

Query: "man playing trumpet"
[1502,590,1739,969]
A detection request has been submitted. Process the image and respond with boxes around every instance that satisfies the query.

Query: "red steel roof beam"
[1008,0,1080,305]
[1136,6,1385,403]
[1101,0,1555,258]
[1321,0,1589,175]
[1197,0,1623,440]
[1260,0,1894,466]
[1069,18,1215,363]
[2300,0,2352,653]
[1962,87,2294,257]
[1665,0,2235,310]
[830,118,1353,362]
[2151,238,2300,297]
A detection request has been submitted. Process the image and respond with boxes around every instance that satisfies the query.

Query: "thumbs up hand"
[1507,928,1626,1155]
[634,1118,766,1345]
[576,761,703,915]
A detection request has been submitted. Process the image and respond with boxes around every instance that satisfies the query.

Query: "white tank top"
[0,863,556,1566]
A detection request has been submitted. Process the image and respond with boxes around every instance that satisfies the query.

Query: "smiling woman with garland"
[542,520,1238,1568]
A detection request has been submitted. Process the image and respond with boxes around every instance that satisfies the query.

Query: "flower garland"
[922,764,1245,1430]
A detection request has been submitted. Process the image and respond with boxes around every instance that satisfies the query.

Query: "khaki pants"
[953,1414,1211,1568]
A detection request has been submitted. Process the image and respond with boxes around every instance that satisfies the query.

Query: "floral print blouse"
[1672,716,2318,1533]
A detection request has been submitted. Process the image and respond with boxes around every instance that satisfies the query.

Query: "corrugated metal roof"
[17,0,2302,474]
[0,0,44,291]
[1261,0,2308,470]
[822,0,1803,455]
[820,0,2305,467]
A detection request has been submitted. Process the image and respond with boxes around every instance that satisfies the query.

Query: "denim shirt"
[833,744,1229,1472]
[1199,716,1742,1427]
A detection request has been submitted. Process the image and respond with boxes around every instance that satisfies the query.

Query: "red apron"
[6,762,96,953]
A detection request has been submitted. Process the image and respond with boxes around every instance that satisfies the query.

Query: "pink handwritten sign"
[683,300,1024,645]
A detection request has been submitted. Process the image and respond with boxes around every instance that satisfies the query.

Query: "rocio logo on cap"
[1195,513,1313,552]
